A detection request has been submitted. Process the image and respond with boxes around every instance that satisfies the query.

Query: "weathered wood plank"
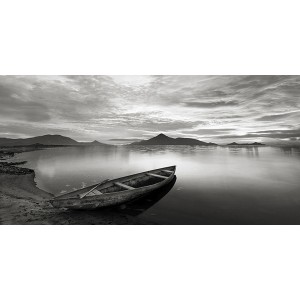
[92,189,103,195]
[115,182,135,190]
[78,178,110,199]
[162,170,173,174]
[80,183,103,198]
[147,173,168,179]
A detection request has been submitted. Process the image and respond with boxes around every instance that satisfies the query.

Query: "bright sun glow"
[110,75,154,86]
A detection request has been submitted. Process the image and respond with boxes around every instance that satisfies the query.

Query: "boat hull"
[50,166,176,210]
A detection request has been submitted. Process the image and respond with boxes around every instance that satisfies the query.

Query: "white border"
[0,0,300,75]
[1,1,300,300]
[1,226,300,300]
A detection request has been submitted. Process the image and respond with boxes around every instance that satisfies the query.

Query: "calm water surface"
[15,145,300,224]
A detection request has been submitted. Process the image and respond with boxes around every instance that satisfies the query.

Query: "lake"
[14,145,300,224]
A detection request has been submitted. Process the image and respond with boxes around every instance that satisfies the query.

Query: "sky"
[0,75,299,145]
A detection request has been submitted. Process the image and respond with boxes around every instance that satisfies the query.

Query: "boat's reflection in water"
[115,176,177,216]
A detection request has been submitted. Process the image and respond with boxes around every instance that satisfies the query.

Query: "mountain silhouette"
[0,135,109,147]
[131,133,217,146]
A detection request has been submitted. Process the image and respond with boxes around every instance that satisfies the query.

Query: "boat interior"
[55,166,175,200]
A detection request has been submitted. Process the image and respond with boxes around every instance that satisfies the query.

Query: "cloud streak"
[256,111,300,121]
[184,100,238,108]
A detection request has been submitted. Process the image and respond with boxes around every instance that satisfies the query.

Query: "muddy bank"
[0,149,152,225]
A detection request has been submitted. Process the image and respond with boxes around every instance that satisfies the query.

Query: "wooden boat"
[49,165,176,209]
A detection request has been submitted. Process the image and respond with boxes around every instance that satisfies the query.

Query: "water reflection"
[225,146,260,158]
[14,145,300,224]
[279,147,297,155]
[116,176,177,216]
[245,147,259,158]
[227,147,243,155]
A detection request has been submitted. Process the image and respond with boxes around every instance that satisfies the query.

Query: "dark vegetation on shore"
[0,145,47,175]
[0,161,34,175]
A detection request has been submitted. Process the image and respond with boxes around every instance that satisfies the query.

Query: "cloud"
[0,82,51,122]
[109,138,142,141]
[108,138,142,143]
[182,128,235,135]
[219,128,300,139]
[183,100,239,108]
[256,111,300,121]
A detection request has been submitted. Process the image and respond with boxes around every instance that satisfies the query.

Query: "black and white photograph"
[1,1,300,300]
[0,75,299,225]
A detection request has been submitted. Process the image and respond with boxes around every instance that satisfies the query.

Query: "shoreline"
[0,147,152,225]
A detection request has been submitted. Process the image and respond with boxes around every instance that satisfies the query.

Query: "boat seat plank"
[147,173,168,179]
[115,182,135,190]
[78,179,110,199]
[79,189,103,198]
[162,170,173,174]
[92,189,103,195]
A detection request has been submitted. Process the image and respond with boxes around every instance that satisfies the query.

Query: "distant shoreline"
[1,132,299,148]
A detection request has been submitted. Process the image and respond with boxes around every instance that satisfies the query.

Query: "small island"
[227,142,265,146]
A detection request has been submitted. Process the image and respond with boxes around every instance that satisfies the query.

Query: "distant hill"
[79,140,109,147]
[131,133,217,146]
[227,142,265,146]
[0,135,110,147]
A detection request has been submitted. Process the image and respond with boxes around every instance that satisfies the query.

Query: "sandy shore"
[0,148,152,225]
